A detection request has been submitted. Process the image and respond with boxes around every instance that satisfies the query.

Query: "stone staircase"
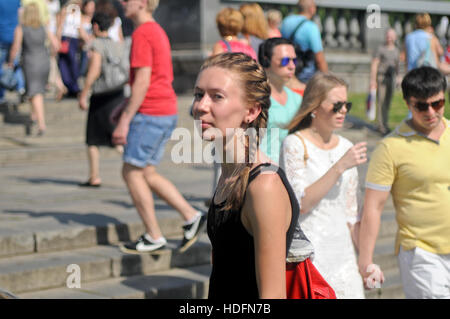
[0,92,403,299]
[0,92,213,299]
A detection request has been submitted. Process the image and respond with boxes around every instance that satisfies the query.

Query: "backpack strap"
[221,39,232,52]
[294,132,309,166]
[289,18,309,42]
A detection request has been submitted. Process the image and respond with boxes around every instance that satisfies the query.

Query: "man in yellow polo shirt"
[358,66,450,299]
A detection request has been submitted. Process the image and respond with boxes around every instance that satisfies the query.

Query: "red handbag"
[59,40,70,54]
[286,258,337,299]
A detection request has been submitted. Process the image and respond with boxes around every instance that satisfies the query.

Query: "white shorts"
[398,246,450,299]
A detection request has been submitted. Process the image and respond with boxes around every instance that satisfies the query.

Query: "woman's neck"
[306,123,334,145]
[133,11,155,27]
[269,81,287,105]
[223,35,237,41]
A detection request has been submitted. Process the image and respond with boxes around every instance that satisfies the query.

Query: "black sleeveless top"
[207,163,300,299]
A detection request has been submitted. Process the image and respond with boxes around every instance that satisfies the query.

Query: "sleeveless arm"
[243,173,290,298]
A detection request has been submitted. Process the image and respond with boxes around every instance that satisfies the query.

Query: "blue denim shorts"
[123,113,178,167]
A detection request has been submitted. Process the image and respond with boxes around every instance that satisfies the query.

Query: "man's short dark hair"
[401,66,447,101]
[92,12,113,32]
[258,37,294,68]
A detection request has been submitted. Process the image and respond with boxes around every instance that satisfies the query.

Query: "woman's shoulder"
[283,131,305,148]
[246,167,286,200]
[285,87,302,105]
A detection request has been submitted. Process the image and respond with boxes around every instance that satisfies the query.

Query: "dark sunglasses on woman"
[413,99,445,112]
[332,101,352,113]
[280,57,298,67]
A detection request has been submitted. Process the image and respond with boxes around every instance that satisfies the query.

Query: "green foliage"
[348,91,450,129]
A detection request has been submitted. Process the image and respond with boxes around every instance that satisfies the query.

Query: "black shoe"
[178,211,207,253]
[119,234,167,254]
[78,180,101,188]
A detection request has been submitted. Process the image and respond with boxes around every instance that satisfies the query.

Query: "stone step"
[17,264,211,299]
[0,234,211,295]
[0,203,191,258]
[373,236,398,271]
[0,143,120,166]
[365,268,404,299]
[379,211,397,239]
[0,121,86,137]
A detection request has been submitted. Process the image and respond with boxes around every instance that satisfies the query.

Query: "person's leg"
[144,165,198,222]
[30,94,46,133]
[381,77,395,132]
[376,76,387,133]
[58,52,71,93]
[14,59,26,99]
[67,37,80,94]
[87,145,101,185]
[122,162,163,240]
[398,246,450,298]
[121,114,206,253]
[50,55,67,100]
[0,42,10,101]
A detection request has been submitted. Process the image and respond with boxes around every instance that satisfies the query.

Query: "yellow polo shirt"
[366,118,450,255]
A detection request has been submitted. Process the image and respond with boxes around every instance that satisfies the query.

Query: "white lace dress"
[280,133,365,299]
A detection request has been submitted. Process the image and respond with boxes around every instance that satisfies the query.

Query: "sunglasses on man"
[280,57,297,67]
[332,101,352,113]
[413,99,445,112]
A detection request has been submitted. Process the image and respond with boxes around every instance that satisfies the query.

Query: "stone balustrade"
[240,0,450,53]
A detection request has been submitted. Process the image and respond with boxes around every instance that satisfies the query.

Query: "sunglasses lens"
[346,102,352,112]
[415,99,445,112]
[333,102,351,113]
[280,57,297,67]
[415,102,429,112]
[431,99,445,110]
[333,102,344,113]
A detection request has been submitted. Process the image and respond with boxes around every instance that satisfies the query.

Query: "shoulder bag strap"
[289,18,309,42]
[221,39,232,52]
[294,132,309,166]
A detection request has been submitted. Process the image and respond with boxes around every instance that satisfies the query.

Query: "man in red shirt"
[113,0,206,254]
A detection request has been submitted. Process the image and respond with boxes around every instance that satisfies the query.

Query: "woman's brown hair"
[287,72,348,133]
[239,3,269,40]
[216,7,244,37]
[199,52,271,212]
[415,13,432,30]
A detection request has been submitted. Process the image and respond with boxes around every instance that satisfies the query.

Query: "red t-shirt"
[129,21,177,116]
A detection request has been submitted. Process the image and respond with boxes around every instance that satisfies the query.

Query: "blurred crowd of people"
[0,0,134,136]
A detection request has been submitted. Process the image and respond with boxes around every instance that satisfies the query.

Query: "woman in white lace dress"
[279,73,367,298]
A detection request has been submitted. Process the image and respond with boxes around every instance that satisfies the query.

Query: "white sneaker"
[120,234,167,254]
[178,210,207,253]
